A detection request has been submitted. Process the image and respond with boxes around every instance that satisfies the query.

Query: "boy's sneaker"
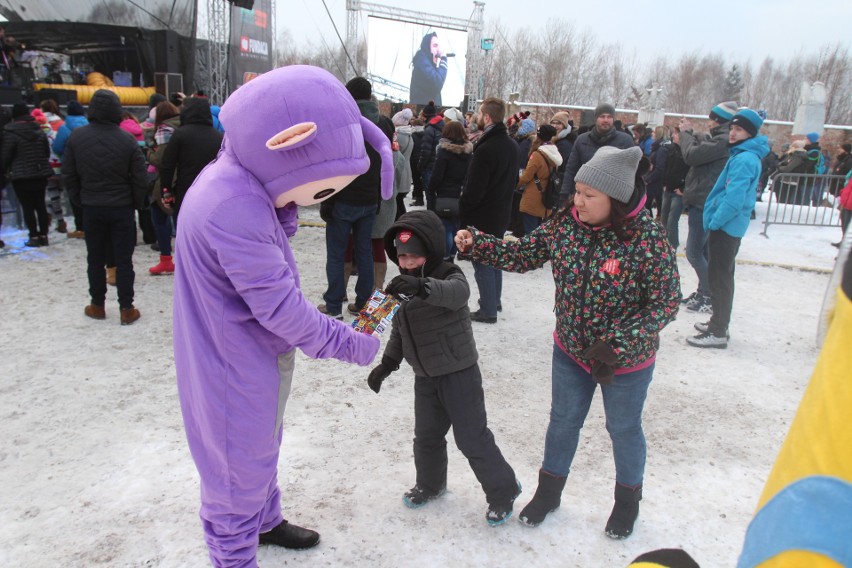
[403,484,446,509]
[685,294,712,314]
[317,304,344,320]
[680,291,698,305]
[686,331,728,349]
[694,321,730,337]
[486,480,522,526]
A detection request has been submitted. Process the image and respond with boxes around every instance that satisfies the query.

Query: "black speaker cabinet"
[155,72,184,97]
[0,85,25,105]
[34,88,78,106]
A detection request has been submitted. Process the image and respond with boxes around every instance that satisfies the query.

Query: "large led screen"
[367,16,467,108]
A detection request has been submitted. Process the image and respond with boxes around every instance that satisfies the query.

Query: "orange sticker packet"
[351,289,401,337]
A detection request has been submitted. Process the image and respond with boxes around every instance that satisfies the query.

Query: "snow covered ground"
[0,197,843,567]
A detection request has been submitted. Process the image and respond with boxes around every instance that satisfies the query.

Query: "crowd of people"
[1,69,851,568]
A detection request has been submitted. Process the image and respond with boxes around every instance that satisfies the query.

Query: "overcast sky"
[287,0,851,65]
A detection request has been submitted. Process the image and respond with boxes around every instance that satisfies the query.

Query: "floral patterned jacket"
[470,205,680,371]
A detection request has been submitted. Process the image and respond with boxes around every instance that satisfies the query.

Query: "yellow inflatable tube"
[33,83,157,105]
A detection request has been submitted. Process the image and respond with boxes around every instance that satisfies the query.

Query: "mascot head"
[218,65,393,207]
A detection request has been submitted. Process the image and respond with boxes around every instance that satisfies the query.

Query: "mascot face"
[218,65,393,208]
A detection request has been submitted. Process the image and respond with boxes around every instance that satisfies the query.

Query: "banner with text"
[229,0,273,92]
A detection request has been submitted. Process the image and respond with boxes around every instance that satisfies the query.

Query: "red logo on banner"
[240,36,250,52]
[255,10,268,28]
[602,258,621,275]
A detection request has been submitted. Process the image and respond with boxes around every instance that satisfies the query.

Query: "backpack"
[807,148,827,175]
[534,151,560,215]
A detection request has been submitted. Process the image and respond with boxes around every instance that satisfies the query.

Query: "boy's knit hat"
[574,146,642,204]
[806,132,820,143]
[394,230,427,257]
[731,108,764,138]
[709,101,738,123]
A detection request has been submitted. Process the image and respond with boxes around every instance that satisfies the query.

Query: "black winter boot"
[258,520,320,550]
[605,483,642,539]
[518,469,567,527]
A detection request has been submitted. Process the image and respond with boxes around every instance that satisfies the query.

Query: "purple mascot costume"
[173,66,393,567]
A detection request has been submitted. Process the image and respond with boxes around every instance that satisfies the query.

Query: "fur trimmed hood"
[437,138,473,155]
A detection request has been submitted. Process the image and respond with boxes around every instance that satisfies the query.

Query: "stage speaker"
[0,85,25,105]
[34,89,78,106]
[155,73,184,97]
[229,0,254,9]
[9,67,35,89]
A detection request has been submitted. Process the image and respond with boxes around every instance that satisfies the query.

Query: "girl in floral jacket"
[456,146,680,539]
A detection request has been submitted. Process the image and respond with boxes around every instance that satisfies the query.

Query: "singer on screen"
[409,31,448,106]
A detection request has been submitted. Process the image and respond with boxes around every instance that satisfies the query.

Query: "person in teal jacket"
[688,108,768,349]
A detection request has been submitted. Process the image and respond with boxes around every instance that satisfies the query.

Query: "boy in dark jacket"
[367,210,520,525]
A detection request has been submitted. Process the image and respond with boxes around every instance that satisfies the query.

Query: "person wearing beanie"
[320,75,395,318]
[802,130,826,206]
[550,111,574,177]
[442,107,463,123]
[676,102,735,314]
[172,66,393,566]
[409,31,448,106]
[708,101,738,124]
[515,117,537,170]
[2,101,54,247]
[829,143,852,203]
[421,100,437,120]
[392,107,415,218]
[426,120,472,261]
[367,210,520,525]
[458,96,520,323]
[687,107,769,349]
[392,107,413,127]
[456,143,679,537]
[558,101,634,202]
[516,123,562,230]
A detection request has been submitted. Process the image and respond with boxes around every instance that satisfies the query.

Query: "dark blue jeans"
[323,201,377,314]
[542,345,654,487]
[150,205,173,256]
[441,217,459,260]
[83,205,136,309]
[472,261,502,318]
[661,192,683,250]
[685,206,709,296]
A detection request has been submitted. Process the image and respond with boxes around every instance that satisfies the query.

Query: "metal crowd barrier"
[761,173,846,237]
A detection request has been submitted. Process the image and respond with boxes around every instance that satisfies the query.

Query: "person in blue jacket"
[409,32,448,106]
[688,108,768,349]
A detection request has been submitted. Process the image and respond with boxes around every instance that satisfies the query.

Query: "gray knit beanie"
[574,146,642,204]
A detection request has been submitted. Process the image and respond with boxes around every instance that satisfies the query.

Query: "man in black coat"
[459,96,519,323]
[62,89,148,325]
[559,103,634,201]
[158,97,224,218]
[319,77,394,318]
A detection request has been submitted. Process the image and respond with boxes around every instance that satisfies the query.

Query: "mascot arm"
[208,195,379,366]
